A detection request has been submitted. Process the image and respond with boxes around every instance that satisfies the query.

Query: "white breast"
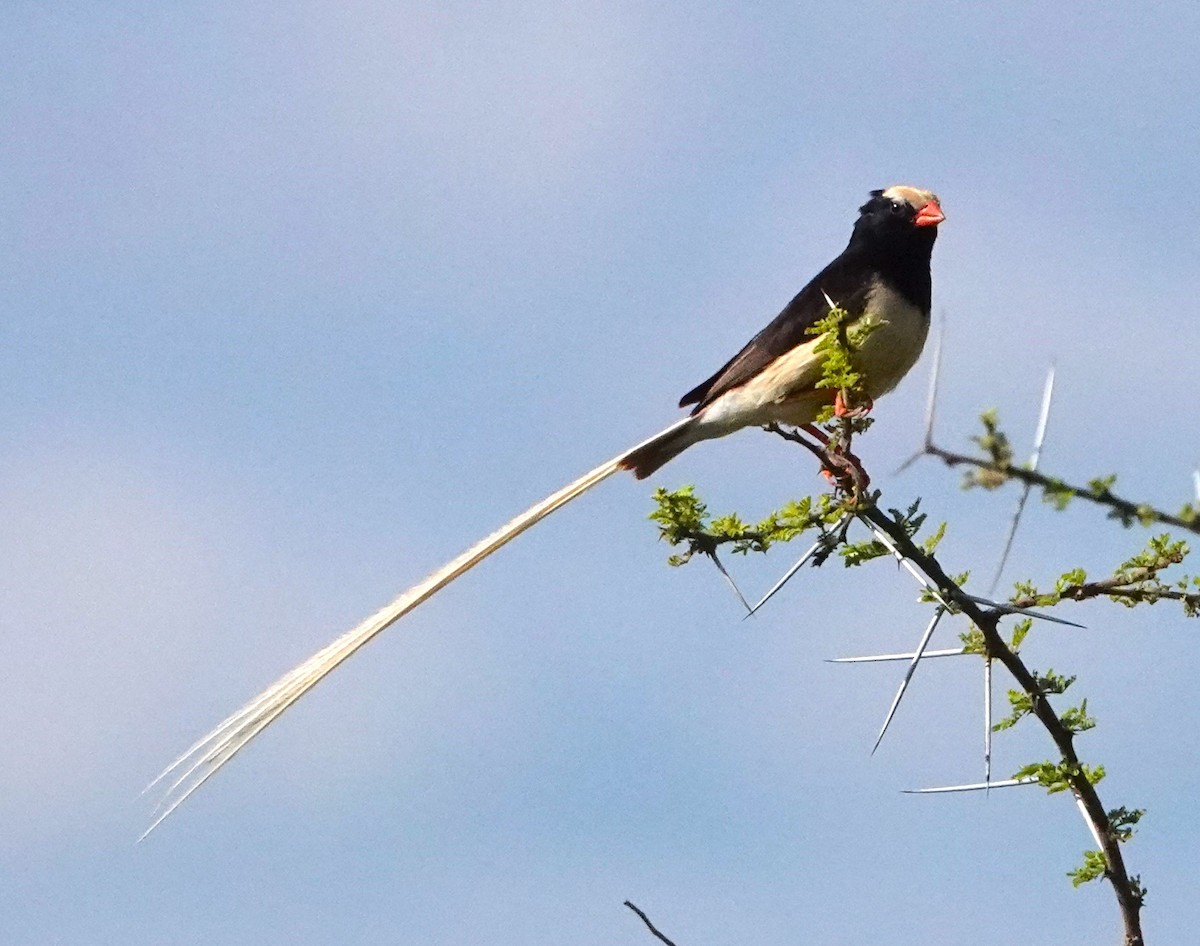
[854,280,930,398]
[691,278,930,438]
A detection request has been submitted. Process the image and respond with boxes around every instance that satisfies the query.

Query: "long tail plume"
[142,418,695,839]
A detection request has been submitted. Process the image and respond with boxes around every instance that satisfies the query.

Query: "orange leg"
[801,423,830,445]
[834,390,874,418]
[818,450,871,490]
[767,421,869,492]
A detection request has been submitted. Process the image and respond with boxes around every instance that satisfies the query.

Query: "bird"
[144,184,944,836]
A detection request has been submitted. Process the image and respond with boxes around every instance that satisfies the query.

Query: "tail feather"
[617,417,702,479]
[143,418,695,837]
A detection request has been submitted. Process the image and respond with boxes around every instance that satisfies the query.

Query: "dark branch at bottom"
[625,901,680,946]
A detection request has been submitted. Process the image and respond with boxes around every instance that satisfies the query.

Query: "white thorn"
[1075,794,1107,850]
[989,364,1056,595]
[871,608,945,755]
[858,517,953,610]
[856,518,1085,629]
[960,593,1084,628]
[904,778,1036,794]
[709,551,752,614]
[984,657,993,790]
[896,320,946,474]
[893,449,924,475]
[1029,364,1056,467]
[826,648,966,663]
[923,318,945,449]
[745,537,825,617]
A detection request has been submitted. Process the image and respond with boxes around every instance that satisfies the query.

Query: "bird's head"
[853,185,944,252]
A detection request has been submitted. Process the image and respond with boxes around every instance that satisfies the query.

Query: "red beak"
[914,200,945,228]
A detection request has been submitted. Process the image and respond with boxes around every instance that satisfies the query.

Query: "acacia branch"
[1012,566,1200,612]
[653,481,1149,944]
[925,442,1200,536]
[858,504,1145,946]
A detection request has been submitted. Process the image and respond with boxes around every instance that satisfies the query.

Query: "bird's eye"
[890,202,905,214]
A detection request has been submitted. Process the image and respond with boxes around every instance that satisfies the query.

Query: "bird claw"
[799,423,870,492]
[834,390,874,419]
[819,448,871,492]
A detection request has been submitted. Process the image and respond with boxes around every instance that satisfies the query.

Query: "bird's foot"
[803,424,869,492]
[834,389,874,419]
[765,423,870,496]
[800,423,830,446]
[819,449,871,493]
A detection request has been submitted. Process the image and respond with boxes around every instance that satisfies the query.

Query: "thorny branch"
[647,452,1159,946]
[907,332,1196,541]
[923,440,1200,537]
[639,316,1167,945]
[857,504,1145,946]
[1012,566,1200,614]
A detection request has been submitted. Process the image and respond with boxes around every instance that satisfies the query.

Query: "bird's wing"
[679,253,876,412]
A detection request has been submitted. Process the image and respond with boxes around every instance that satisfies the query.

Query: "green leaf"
[1034,669,1076,696]
[959,625,986,655]
[1012,760,1104,794]
[1041,478,1075,511]
[1107,806,1145,843]
[994,689,1032,731]
[921,521,948,555]
[1068,849,1108,887]
[1055,568,1087,592]
[963,410,1014,490]
[1061,699,1097,734]
[839,539,889,567]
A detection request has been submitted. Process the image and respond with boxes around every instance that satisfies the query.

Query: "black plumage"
[617,185,944,478]
[679,189,937,414]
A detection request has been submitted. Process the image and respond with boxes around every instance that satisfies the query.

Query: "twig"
[859,504,1145,946]
[1010,567,1200,611]
[624,901,679,946]
[924,442,1200,537]
[764,422,829,462]
[764,423,869,499]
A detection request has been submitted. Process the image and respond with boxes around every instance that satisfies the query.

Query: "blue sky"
[2,3,1198,943]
